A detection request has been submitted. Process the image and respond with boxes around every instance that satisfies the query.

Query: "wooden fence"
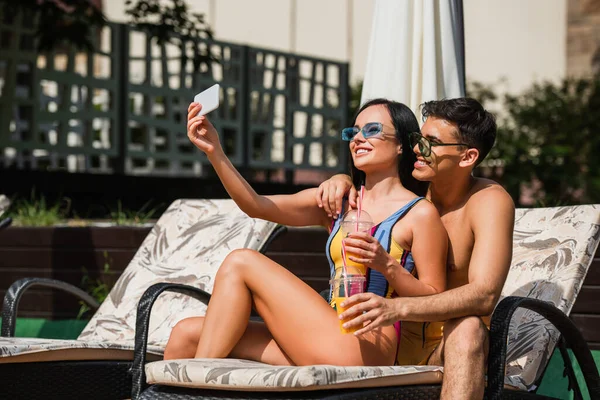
[0,13,349,180]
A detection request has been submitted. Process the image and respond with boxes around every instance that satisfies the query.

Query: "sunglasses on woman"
[341,122,386,141]
[409,132,469,158]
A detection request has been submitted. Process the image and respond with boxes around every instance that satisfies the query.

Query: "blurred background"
[1,0,599,219]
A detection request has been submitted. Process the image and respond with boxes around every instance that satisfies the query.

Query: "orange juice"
[334,297,358,334]
[344,256,366,271]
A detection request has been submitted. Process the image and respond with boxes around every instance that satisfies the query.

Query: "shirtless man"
[317,97,515,400]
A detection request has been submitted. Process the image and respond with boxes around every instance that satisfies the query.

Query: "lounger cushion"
[0,194,9,217]
[0,337,163,363]
[500,205,600,389]
[145,358,443,391]
[78,199,279,347]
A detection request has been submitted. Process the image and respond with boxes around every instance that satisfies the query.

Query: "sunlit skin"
[162,102,447,368]
[316,113,515,400]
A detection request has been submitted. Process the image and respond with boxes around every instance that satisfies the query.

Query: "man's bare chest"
[441,212,474,278]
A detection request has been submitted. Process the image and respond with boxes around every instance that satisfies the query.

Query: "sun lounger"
[131,204,600,399]
[0,199,282,400]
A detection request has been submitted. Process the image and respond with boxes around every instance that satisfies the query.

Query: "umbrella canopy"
[360,0,466,115]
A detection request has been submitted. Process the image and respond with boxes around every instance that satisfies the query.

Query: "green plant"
[0,0,106,52]
[110,199,160,225]
[6,190,69,226]
[474,77,600,206]
[125,0,216,72]
[78,251,114,319]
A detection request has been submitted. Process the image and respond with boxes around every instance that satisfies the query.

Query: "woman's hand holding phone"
[187,103,222,156]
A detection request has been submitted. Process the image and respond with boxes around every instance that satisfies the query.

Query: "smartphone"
[193,84,220,117]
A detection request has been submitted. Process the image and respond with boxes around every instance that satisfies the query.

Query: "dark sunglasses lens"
[419,138,430,156]
[410,133,430,156]
[341,128,357,141]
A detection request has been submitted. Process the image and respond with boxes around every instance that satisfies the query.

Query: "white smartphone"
[193,83,220,117]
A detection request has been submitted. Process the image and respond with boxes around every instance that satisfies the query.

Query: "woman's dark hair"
[421,97,496,165]
[349,98,429,196]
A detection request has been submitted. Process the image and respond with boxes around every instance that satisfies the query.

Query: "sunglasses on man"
[408,132,469,158]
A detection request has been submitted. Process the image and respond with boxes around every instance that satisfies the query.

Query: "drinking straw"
[356,185,365,232]
[341,240,348,273]
[340,244,349,298]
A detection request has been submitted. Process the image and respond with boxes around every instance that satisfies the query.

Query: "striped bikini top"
[326,197,424,305]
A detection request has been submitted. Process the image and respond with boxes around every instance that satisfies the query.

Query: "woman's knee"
[164,317,205,360]
[443,316,488,354]
[217,249,262,279]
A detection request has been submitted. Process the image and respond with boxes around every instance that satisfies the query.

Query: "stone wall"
[568,0,600,76]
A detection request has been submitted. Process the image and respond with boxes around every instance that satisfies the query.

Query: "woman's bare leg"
[195,249,397,366]
[164,316,293,365]
[164,317,202,359]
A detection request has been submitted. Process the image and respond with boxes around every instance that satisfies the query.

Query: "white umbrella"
[360,0,466,115]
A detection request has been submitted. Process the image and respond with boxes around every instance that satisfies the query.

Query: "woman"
[163,98,447,366]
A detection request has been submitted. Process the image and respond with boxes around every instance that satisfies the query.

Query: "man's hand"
[339,292,400,336]
[315,174,356,218]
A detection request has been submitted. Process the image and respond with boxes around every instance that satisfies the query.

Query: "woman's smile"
[354,147,372,157]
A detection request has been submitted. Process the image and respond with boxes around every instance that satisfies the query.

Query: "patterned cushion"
[0,199,279,360]
[0,337,164,362]
[78,199,279,347]
[501,204,600,390]
[143,204,600,393]
[145,358,444,391]
[0,194,9,217]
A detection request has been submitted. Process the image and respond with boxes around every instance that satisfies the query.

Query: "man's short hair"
[421,98,496,165]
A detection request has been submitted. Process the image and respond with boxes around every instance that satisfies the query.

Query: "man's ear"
[397,143,403,155]
[459,148,479,168]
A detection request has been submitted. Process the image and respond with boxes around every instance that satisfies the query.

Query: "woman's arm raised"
[188,103,330,227]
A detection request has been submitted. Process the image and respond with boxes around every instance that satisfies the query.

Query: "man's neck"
[428,174,475,214]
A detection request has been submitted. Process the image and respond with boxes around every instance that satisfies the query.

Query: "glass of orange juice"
[330,273,366,334]
[340,209,374,237]
[340,209,374,269]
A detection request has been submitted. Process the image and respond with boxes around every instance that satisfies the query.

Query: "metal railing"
[0,12,349,178]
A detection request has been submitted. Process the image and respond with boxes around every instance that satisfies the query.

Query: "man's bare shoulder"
[466,178,515,222]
